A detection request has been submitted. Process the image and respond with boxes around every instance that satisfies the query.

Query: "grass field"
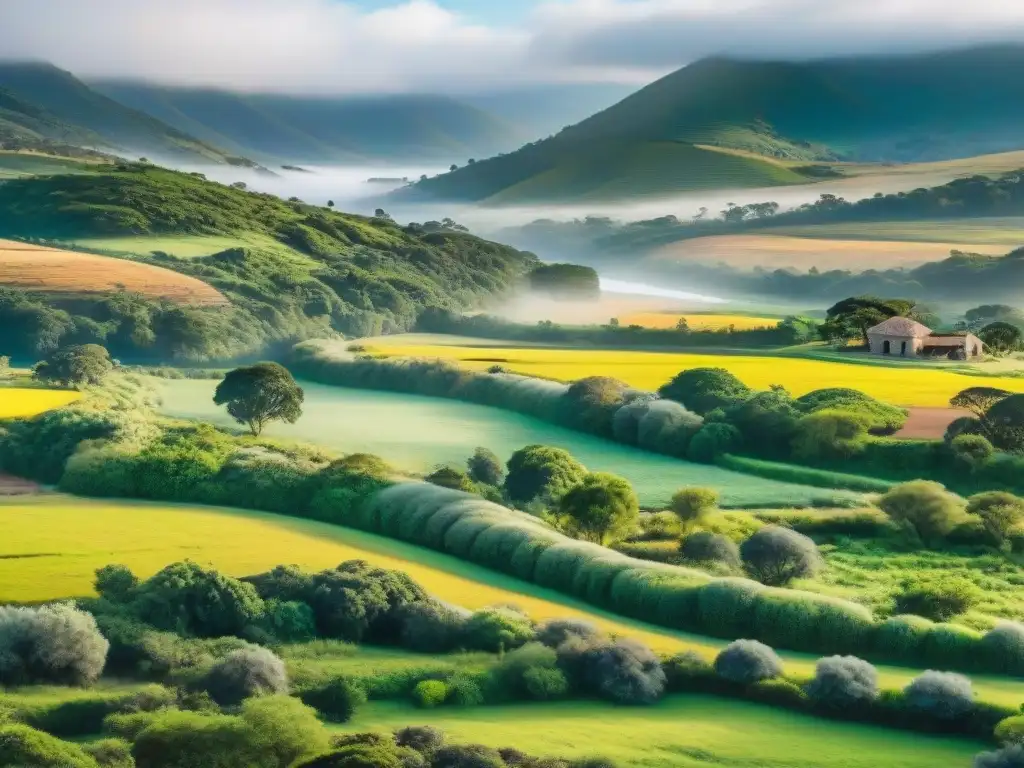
[360,337,1024,407]
[0,387,81,418]
[345,696,982,767]
[765,218,1024,247]
[6,494,1024,705]
[0,239,227,305]
[621,312,782,331]
[156,379,856,508]
[69,233,307,262]
[648,233,1008,272]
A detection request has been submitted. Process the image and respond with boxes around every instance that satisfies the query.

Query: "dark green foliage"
[201,646,288,706]
[95,564,140,603]
[680,532,741,569]
[504,445,587,504]
[0,602,109,686]
[0,724,98,768]
[658,367,751,415]
[426,466,475,492]
[527,263,600,299]
[980,322,1023,352]
[557,472,639,545]
[714,640,783,684]
[721,389,800,459]
[951,434,996,471]
[903,671,975,720]
[213,363,303,436]
[467,447,504,486]
[493,643,568,701]
[34,343,114,387]
[986,394,1024,453]
[563,377,632,436]
[556,636,666,705]
[431,744,505,768]
[805,655,879,710]
[299,677,366,723]
[820,297,914,345]
[894,578,979,621]
[975,745,1024,768]
[982,623,1024,675]
[264,600,317,642]
[463,607,534,652]
[83,738,134,768]
[535,618,602,648]
[397,600,469,653]
[740,526,823,586]
[394,726,445,755]
[687,423,742,463]
[133,561,266,638]
[877,481,963,545]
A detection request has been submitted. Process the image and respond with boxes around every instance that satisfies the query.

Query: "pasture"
[359,337,1024,407]
[155,379,856,507]
[5,494,1024,705]
[766,218,1024,247]
[0,387,81,418]
[622,312,782,331]
[345,696,982,768]
[0,239,227,305]
[648,232,1007,272]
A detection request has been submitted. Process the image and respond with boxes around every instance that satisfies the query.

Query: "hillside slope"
[0,63,252,165]
[0,166,536,361]
[403,45,1024,204]
[93,81,524,163]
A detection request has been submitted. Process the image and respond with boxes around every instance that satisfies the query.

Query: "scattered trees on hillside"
[213,362,304,436]
[33,343,113,387]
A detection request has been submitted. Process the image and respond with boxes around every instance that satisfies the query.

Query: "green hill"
[0,165,537,362]
[402,44,1024,204]
[92,81,524,163]
[0,63,253,165]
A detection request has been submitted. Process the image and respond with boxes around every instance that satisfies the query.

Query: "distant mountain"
[0,62,250,165]
[400,45,1024,204]
[92,81,525,164]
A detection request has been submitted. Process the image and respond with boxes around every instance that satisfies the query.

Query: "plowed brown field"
[0,240,227,305]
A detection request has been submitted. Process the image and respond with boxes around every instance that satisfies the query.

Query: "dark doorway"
[900,341,907,356]
[883,340,891,354]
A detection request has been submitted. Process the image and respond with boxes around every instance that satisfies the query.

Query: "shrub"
[425,466,475,492]
[83,737,134,768]
[264,600,317,643]
[463,608,534,652]
[982,623,1024,676]
[740,526,823,586]
[412,680,448,709]
[558,637,666,705]
[557,472,639,545]
[522,666,569,700]
[445,674,484,707]
[201,646,288,706]
[535,618,603,648]
[659,368,751,415]
[637,511,681,540]
[669,487,718,531]
[679,532,741,570]
[239,695,331,768]
[103,711,162,742]
[661,651,718,693]
[714,640,783,685]
[94,565,139,603]
[294,745,402,768]
[0,602,109,686]
[791,410,870,462]
[300,677,366,723]
[398,600,469,653]
[687,423,742,463]
[0,724,98,768]
[467,448,504,486]
[431,744,505,768]
[975,745,1024,768]
[945,416,983,443]
[877,481,963,545]
[893,578,979,621]
[493,643,566,701]
[903,671,975,720]
[873,615,933,663]
[394,725,445,754]
[951,434,996,471]
[967,491,1024,546]
[504,445,587,504]
[805,655,879,710]
[996,716,1024,745]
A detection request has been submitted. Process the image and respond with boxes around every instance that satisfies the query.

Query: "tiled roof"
[867,316,932,338]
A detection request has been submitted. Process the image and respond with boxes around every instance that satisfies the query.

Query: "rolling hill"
[92,81,525,163]
[401,44,1024,204]
[0,62,254,166]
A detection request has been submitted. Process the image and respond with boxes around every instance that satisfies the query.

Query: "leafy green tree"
[740,526,823,586]
[967,491,1024,547]
[819,296,915,346]
[467,447,503,486]
[33,343,113,387]
[214,362,304,436]
[658,367,751,415]
[504,445,587,504]
[980,322,1023,353]
[557,472,639,545]
[94,564,139,603]
[792,409,871,461]
[949,434,995,471]
[877,481,963,546]
[425,465,474,491]
[951,387,1012,423]
[669,487,718,532]
[985,394,1024,453]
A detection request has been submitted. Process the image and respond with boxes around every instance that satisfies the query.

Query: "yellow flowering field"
[0,387,81,418]
[361,342,1024,407]
[621,312,781,331]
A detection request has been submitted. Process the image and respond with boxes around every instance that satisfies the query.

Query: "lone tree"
[979,321,1023,353]
[950,387,1012,422]
[669,487,719,532]
[214,362,304,436]
[740,525,823,586]
[33,344,113,388]
[819,296,917,346]
[557,472,639,545]
[467,447,504,486]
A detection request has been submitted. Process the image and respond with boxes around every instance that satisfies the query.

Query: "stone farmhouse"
[866,317,982,360]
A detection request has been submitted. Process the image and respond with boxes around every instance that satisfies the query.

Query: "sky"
[2,0,1024,94]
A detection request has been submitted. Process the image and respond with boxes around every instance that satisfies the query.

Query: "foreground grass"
[5,494,1024,705]
[0,387,81,418]
[360,337,1024,407]
[343,695,983,768]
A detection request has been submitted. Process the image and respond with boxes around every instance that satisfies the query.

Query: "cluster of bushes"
[666,640,1019,742]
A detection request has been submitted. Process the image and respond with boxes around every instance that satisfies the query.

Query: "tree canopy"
[213,362,304,436]
[33,343,113,388]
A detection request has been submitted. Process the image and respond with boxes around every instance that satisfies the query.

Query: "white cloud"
[1,0,1024,93]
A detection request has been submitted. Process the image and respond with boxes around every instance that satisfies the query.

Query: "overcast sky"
[2,0,1024,94]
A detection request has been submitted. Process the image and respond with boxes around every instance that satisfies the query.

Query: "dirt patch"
[0,473,41,496]
[895,408,972,440]
[0,239,228,306]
